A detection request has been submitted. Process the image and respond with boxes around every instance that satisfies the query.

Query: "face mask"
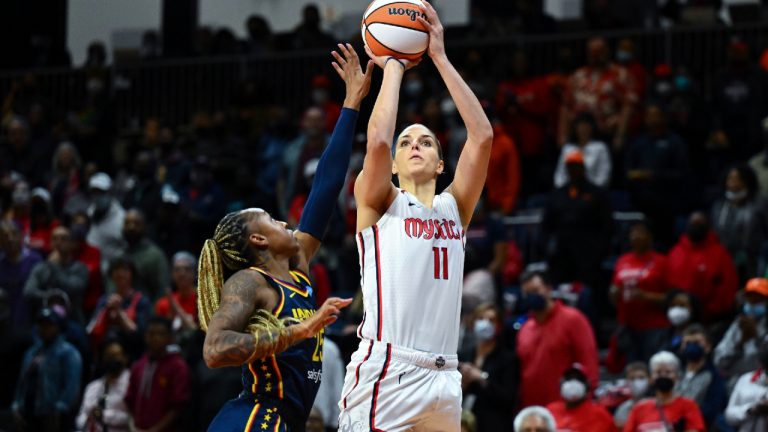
[686,224,708,243]
[103,359,124,375]
[655,81,672,97]
[561,379,587,402]
[667,306,691,326]
[630,378,649,398]
[682,342,706,362]
[311,89,328,105]
[675,75,691,92]
[404,80,423,96]
[441,98,457,116]
[725,190,748,202]
[653,376,675,393]
[91,195,112,221]
[524,293,548,312]
[473,319,495,342]
[616,50,632,63]
[743,303,767,318]
[12,188,30,205]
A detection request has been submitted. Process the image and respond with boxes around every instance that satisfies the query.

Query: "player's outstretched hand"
[332,43,374,110]
[364,45,420,71]
[300,297,353,338]
[417,1,445,60]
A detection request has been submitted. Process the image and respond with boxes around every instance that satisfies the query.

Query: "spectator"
[0,219,43,326]
[542,149,612,288]
[715,278,768,386]
[154,251,198,333]
[668,211,739,322]
[305,406,325,432]
[179,157,226,247]
[546,363,615,432]
[27,187,60,255]
[1,116,50,185]
[75,340,131,432]
[242,15,273,55]
[87,258,151,359]
[69,211,103,318]
[614,362,651,429]
[725,336,768,431]
[125,317,190,432]
[464,196,508,286]
[291,4,334,50]
[0,288,34,429]
[459,304,518,432]
[312,338,343,430]
[623,351,705,432]
[121,152,163,233]
[86,173,126,273]
[676,324,728,428]
[625,104,690,250]
[48,142,82,218]
[658,290,701,356]
[485,121,521,214]
[12,308,82,432]
[559,37,637,149]
[711,38,768,164]
[615,39,647,112]
[154,186,194,257]
[278,107,327,219]
[139,30,162,61]
[122,208,169,301]
[748,119,768,196]
[310,75,341,134]
[516,271,599,407]
[513,406,556,432]
[24,226,89,323]
[553,113,611,188]
[610,221,671,362]
[711,164,764,282]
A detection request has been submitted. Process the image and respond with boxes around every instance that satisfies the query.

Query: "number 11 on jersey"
[432,247,448,280]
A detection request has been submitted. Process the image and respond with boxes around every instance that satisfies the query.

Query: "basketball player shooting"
[338,2,494,431]
[198,45,372,431]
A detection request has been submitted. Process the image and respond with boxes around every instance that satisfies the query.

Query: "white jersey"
[355,189,465,354]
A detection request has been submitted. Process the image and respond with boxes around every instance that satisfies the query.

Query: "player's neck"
[256,252,291,278]
[400,178,437,209]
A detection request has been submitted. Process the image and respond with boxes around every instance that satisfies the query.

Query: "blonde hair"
[197,210,293,334]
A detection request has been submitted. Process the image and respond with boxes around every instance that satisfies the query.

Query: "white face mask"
[725,190,748,202]
[629,378,649,398]
[560,379,587,402]
[473,319,495,342]
[667,306,691,326]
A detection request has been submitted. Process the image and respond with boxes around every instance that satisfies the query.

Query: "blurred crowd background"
[5,1,768,431]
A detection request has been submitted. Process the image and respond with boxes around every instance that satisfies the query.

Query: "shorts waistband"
[360,339,458,370]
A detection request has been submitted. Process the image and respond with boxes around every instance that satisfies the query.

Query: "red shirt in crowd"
[154,291,197,320]
[547,400,617,432]
[667,232,738,321]
[125,351,190,432]
[76,241,103,316]
[612,251,670,331]
[563,64,638,136]
[516,302,599,407]
[496,76,555,157]
[485,124,520,214]
[623,397,705,432]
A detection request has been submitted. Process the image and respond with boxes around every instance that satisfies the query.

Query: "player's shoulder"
[223,268,271,295]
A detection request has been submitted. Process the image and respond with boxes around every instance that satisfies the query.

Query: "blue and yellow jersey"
[240,267,323,426]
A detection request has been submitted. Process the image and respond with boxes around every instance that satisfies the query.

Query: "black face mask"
[103,359,124,375]
[686,224,708,243]
[654,377,675,393]
[92,195,112,221]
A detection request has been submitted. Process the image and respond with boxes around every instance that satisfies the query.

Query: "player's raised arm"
[294,44,373,262]
[354,47,420,229]
[418,2,493,228]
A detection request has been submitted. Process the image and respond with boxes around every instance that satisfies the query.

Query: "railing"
[1,22,767,129]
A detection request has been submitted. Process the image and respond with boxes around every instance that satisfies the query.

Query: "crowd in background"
[6,2,768,432]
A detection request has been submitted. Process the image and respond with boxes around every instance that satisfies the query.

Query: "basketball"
[362,0,429,61]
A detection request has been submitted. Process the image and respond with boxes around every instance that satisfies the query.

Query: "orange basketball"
[361,0,429,61]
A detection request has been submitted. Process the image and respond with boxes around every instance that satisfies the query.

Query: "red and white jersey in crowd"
[355,189,466,355]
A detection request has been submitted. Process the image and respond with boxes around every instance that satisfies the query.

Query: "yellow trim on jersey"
[270,355,284,399]
[273,415,281,432]
[244,402,261,432]
[271,285,285,317]
[290,270,311,286]
[248,361,259,393]
[250,267,310,298]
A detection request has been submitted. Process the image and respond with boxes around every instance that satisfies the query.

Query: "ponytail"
[197,239,224,332]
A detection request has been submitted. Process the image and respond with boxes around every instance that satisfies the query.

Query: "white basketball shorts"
[337,339,462,432]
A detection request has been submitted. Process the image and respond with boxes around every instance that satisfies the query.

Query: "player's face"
[243,209,300,256]
[393,125,444,181]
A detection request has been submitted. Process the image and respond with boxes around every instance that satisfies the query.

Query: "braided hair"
[198,209,293,335]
